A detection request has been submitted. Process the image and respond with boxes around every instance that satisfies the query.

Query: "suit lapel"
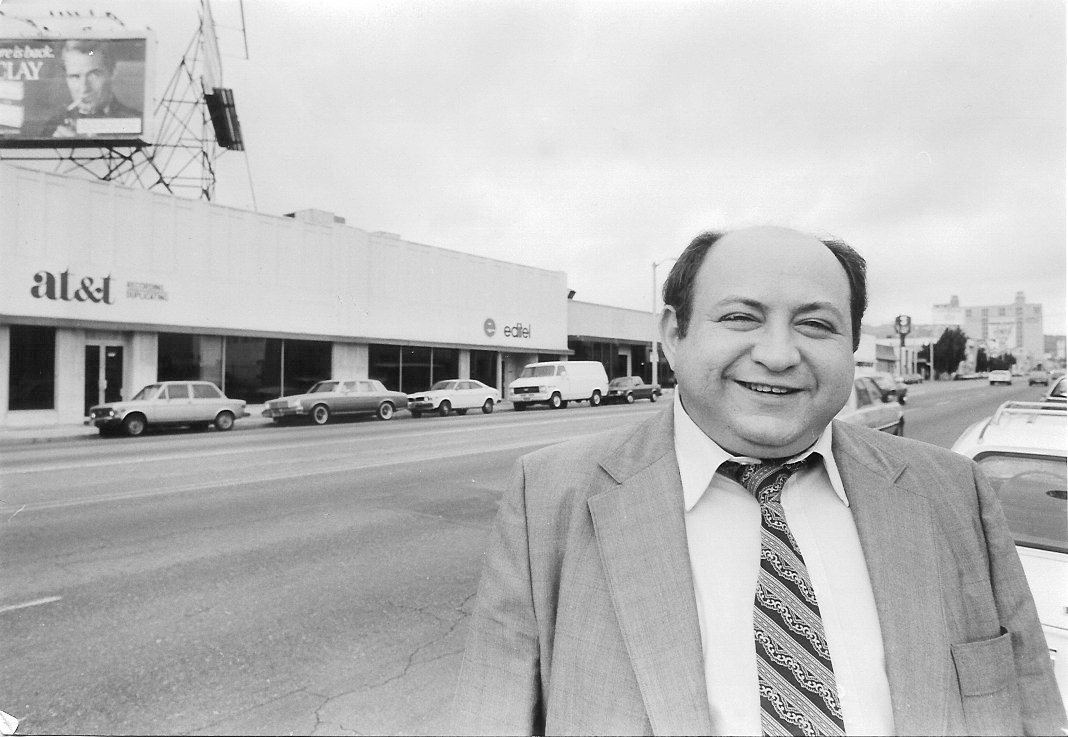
[588,407,712,735]
[832,422,949,734]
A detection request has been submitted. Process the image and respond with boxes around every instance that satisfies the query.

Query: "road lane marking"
[0,435,598,514]
[0,596,62,614]
[1,409,661,476]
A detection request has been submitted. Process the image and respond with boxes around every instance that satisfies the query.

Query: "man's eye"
[798,320,835,332]
[720,313,758,324]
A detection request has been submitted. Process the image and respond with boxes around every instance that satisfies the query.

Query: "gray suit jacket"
[452,405,1065,735]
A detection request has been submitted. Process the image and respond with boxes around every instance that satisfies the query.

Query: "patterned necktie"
[722,458,846,737]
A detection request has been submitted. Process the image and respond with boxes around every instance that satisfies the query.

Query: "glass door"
[84,345,124,415]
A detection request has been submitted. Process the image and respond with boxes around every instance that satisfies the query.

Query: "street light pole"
[651,258,677,387]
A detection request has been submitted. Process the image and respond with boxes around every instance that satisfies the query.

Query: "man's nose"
[749,324,801,371]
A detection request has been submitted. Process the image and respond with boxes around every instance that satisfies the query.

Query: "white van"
[508,360,609,411]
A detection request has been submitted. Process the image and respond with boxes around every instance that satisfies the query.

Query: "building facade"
[0,163,575,428]
[933,293,1044,368]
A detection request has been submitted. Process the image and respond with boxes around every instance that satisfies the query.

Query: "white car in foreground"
[951,400,1067,704]
[407,379,500,418]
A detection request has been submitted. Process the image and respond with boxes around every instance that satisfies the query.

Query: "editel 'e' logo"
[483,318,496,337]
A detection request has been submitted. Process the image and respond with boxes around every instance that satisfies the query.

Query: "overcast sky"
[7,0,1066,335]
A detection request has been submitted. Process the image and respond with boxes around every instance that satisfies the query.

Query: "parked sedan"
[407,379,501,417]
[262,379,407,424]
[87,381,248,437]
[835,375,904,435]
[604,376,662,404]
[868,372,907,404]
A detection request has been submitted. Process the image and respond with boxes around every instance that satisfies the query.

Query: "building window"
[282,339,332,396]
[470,350,498,388]
[9,324,56,410]
[158,333,224,385]
[225,337,281,403]
[368,344,458,392]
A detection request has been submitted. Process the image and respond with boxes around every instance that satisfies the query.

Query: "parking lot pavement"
[0,405,271,446]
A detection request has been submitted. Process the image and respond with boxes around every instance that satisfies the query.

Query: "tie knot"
[721,457,812,504]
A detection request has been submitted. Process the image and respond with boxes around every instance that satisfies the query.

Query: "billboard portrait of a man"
[0,36,147,145]
[42,39,142,138]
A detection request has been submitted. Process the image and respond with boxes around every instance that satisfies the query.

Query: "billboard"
[0,36,149,147]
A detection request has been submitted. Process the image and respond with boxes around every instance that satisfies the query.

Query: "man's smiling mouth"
[738,381,799,395]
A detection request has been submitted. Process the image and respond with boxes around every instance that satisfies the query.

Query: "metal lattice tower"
[0,1,241,202]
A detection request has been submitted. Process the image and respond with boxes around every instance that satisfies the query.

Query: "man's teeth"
[744,382,791,394]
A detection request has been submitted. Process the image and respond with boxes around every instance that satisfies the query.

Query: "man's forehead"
[696,227,850,303]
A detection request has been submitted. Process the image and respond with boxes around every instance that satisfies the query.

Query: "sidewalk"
[0,405,271,446]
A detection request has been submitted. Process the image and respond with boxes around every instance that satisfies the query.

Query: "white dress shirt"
[674,392,895,736]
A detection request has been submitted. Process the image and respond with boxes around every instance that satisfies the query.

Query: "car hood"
[266,392,331,404]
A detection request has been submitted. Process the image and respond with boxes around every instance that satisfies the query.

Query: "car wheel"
[625,392,635,404]
[214,411,235,431]
[482,399,494,414]
[590,390,602,407]
[650,391,658,402]
[550,393,563,409]
[438,400,451,417]
[377,402,395,420]
[410,410,422,418]
[311,404,330,425]
[123,414,146,437]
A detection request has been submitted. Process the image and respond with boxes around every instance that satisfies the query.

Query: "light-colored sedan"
[86,381,248,437]
[835,375,905,435]
[262,379,407,425]
[407,379,501,418]
[989,369,1013,386]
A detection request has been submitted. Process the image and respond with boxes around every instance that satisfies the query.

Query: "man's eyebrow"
[715,297,846,319]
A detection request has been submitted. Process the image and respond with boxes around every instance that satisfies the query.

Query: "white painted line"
[0,596,62,614]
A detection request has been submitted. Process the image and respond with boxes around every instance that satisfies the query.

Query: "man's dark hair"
[61,39,117,74]
[661,229,868,351]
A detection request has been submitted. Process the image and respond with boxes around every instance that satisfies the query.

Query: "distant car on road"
[868,372,907,404]
[87,381,248,437]
[835,375,904,435]
[1044,377,1066,405]
[604,376,661,404]
[262,379,407,424]
[407,379,500,417]
[951,400,1067,705]
[989,370,1013,386]
[1029,368,1051,386]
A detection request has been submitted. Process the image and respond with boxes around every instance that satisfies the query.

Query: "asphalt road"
[0,380,1050,735]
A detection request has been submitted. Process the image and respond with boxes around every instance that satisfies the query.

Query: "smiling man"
[453,227,1064,736]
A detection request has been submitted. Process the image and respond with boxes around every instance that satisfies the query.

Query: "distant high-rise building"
[932,292,1044,367]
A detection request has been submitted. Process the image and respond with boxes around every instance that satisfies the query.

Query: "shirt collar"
[673,390,848,512]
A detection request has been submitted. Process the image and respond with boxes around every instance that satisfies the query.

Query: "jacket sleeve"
[972,462,1067,734]
[451,457,545,735]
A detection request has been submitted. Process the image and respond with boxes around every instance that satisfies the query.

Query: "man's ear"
[659,306,681,368]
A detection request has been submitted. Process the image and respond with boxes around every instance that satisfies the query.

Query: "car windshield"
[609,378,633,388]
[430,381,457,391]
[131,384,162,401]
[975,452,1067,554]
[520,366,556,378]
[1051,380,1066,398]
[308,381,338,393]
